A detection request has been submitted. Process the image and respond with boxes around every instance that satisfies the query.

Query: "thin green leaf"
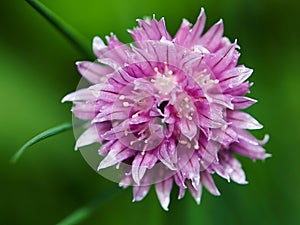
[25,0,94,59]
[11,122,73,163]
[56,186,122,225]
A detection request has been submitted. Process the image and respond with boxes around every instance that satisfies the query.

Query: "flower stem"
[11,122,73,163]
[25,0,94,59]
[56,186,122,225]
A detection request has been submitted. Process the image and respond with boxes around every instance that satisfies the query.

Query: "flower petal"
[219,66,253,89]
[62,88,95,103]
[183,8,206,47]
[76,61,112,84]
[132,152,158,185]
[215,152,248,184]
[186,180,202,204]
[75,125,99,150]
[231,139,271,160]
[199,19,223,52]
[174,19,191,45]
[232,96,257,109]
[200,171,220,196]
[157,140,177,170]
[180,119,198,140]
[155,178,173,211]
[227,110,263,130]
[133,185,151,202]
[209,42,239,73]
[97,146,133,170]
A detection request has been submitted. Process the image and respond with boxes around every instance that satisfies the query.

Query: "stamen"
[124,130,129,136]
[187,143,191,149]
[132,112,139,119]
[119,95,126,100]
[179,140,187,145]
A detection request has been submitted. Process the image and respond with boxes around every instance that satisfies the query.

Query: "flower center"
[151,64,178,95]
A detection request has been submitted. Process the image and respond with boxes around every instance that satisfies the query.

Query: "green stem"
[11,122,73,163]
[56,186,122,225]
[25,0,94,59]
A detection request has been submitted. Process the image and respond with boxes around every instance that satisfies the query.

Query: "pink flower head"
[62,8,269,210]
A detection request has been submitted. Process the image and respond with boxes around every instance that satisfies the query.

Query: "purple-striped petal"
[199,19,223,52]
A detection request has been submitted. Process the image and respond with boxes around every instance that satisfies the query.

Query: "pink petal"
[61,88,95,103]
[180,119,198,140]
[71,103,96,120]
[219,66,253,89]
[199,19,223,52]
[200,171,220,196]
[215,152,248,184]
[208,127,238,147]
[75,125,99,150]
[132,152,158,185]
[133,185,151,202]
[93,36,106,57]
[157,140,177,170]
[97,146,133,170]
[231,139,271,160]
[180,153,200,190]
[136,17,172,41]
[209,42,238,73]
[224,81,251,96]
[155,178,173,211]
[183,8,206,47]
[227,110,263,130]
[174,19,191,45]
[232,96,257,109]
[186,180,202,204]
[76,61,113,84]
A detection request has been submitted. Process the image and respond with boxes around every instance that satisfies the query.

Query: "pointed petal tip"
[75,61,86,68]
[161,202,170,211]
[240,180,249,185]
[261,134,270,145]
[200,7,205,15]
[97,159,110,171]
[263,153,272,160]
[93,36,106,51]
[61,92,75,103]
[215,189,221,196]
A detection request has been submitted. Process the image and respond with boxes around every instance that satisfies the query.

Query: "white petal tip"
[264,153,272,160]
[162,204,169,211]
[61,94,73,103]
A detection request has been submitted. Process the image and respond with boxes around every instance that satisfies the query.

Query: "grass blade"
[11,122,73,163]
[56,186,122,225]
[25,0,94,59]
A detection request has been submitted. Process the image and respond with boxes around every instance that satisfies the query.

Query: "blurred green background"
[1,0,299,224]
